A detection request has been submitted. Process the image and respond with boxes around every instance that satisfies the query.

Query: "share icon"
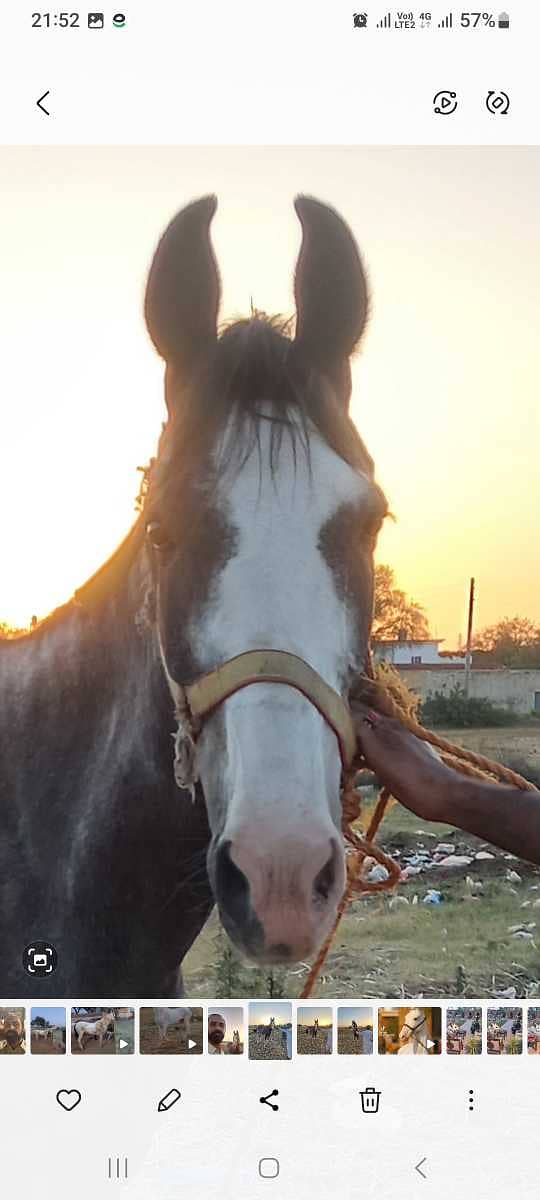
[260,1089,279,1111]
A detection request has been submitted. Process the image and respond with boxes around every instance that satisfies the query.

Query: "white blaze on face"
[193,417,375,960]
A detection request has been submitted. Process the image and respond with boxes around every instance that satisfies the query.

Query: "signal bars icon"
[438,11,453,26]
[377,11,392,27]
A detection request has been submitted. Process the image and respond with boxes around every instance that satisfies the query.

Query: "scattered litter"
[506,869,523,884]
[512,930,536,942]
[438,855,473,867]
[434,843,455,855]
[423,889,443,905]
[465,876,484,895]
[493,987,517,1000]
[388,895,410,909]
[401,866,423,879]
[475,851,495,861]
[365,863,390,884]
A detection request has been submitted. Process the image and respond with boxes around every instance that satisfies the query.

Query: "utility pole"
[464,577,475,699]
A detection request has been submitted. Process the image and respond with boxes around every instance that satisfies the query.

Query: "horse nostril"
[313,845,338,902]
[215,840,251,924]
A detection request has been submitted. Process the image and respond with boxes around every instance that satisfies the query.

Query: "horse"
[0,194,387,997]
[398,1007,431,1055]
[74,1010,114,1052]
[154,1006,192,1047]
[263,1016,276,1042]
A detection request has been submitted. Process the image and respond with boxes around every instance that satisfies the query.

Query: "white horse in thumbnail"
[74,1011,114,1052]
[154,1007,192,1046]
[398,1007,431,1055]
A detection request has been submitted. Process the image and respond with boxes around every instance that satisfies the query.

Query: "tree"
[372,564,430,640]
[473,617,540,668]
[0,621,27,639]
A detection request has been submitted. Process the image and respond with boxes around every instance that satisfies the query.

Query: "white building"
[372,638,465,669]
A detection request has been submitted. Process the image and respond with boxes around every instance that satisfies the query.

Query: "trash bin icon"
[360,1086,381,1114]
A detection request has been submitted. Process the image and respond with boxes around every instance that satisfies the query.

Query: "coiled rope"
[299,654,538,999]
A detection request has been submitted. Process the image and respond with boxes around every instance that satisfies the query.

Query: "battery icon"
[498,11,510,27]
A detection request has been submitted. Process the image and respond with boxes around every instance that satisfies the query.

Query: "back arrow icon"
[37,91,50,115]
[415,1157,427,1179]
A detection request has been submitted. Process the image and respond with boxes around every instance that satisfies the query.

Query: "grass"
[182,724,540,1000]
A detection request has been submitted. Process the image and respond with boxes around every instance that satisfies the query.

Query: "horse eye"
[146,520,172,551]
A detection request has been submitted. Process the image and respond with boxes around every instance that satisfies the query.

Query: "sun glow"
[1,147,539,643]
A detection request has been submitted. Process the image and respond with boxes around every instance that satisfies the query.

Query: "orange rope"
[299,661,538,999]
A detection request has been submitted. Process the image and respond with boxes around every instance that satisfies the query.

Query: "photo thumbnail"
[487,1008,523,1054]
[296,1007,333,1054]
[140,1007,203,1054]
[208,1007,244,1055]
[31,1008,66,1054]
[71,1008,134,1054]
[527,1009,540,1054]
[378,1007,441,1055]
[2,147,539,1005]
[249,1003,293,1060]
[446,1008,482,1054]
[0,1008,25,1054]
[337,1007,373,1055]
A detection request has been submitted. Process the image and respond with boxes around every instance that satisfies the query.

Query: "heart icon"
[56,1089,82,1112]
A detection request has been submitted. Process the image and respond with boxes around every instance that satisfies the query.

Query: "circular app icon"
[113,13,126,27]
[22,941,58,977]
[433,90,458,115]
[486,90,510,115]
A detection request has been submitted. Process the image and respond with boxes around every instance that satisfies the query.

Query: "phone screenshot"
[0,3,539,1197]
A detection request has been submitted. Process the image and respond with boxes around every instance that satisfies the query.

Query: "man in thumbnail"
[208,1012,242,1055]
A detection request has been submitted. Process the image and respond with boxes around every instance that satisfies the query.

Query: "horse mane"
[148,313,376,516]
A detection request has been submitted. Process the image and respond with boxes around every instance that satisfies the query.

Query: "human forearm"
[438,777,540,866]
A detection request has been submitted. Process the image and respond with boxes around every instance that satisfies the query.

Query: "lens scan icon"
[88,12,104,28]
[113,12,126,26]
[23,942,58,977]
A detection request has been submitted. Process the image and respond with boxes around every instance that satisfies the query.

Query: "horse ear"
[144,195,220,381]
[293,195,368,406]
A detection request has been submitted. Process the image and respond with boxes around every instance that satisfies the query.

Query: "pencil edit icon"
[158,1088,181,1112]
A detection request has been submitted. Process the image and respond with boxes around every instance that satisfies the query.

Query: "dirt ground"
[337,1027,372,1055]
[71,1030,115,1054]
[31,1038,65,1054]
[249,1026,290,1059]
[297,1026,332,1054]
[182,725,540,1000]
[139,1008,203,1054]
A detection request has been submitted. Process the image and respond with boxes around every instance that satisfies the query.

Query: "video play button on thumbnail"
[433,90,458,115]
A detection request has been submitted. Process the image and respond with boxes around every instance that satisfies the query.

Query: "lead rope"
[299,648,538,999]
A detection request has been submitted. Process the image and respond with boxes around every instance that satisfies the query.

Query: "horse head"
[143,195,387,966]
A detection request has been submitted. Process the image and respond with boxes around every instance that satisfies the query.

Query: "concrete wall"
[398,668,540,716]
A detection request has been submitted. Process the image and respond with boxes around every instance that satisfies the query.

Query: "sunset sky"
[249,1002,292,1027]
[297,1007,332,1027]
[1,147,538,642]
